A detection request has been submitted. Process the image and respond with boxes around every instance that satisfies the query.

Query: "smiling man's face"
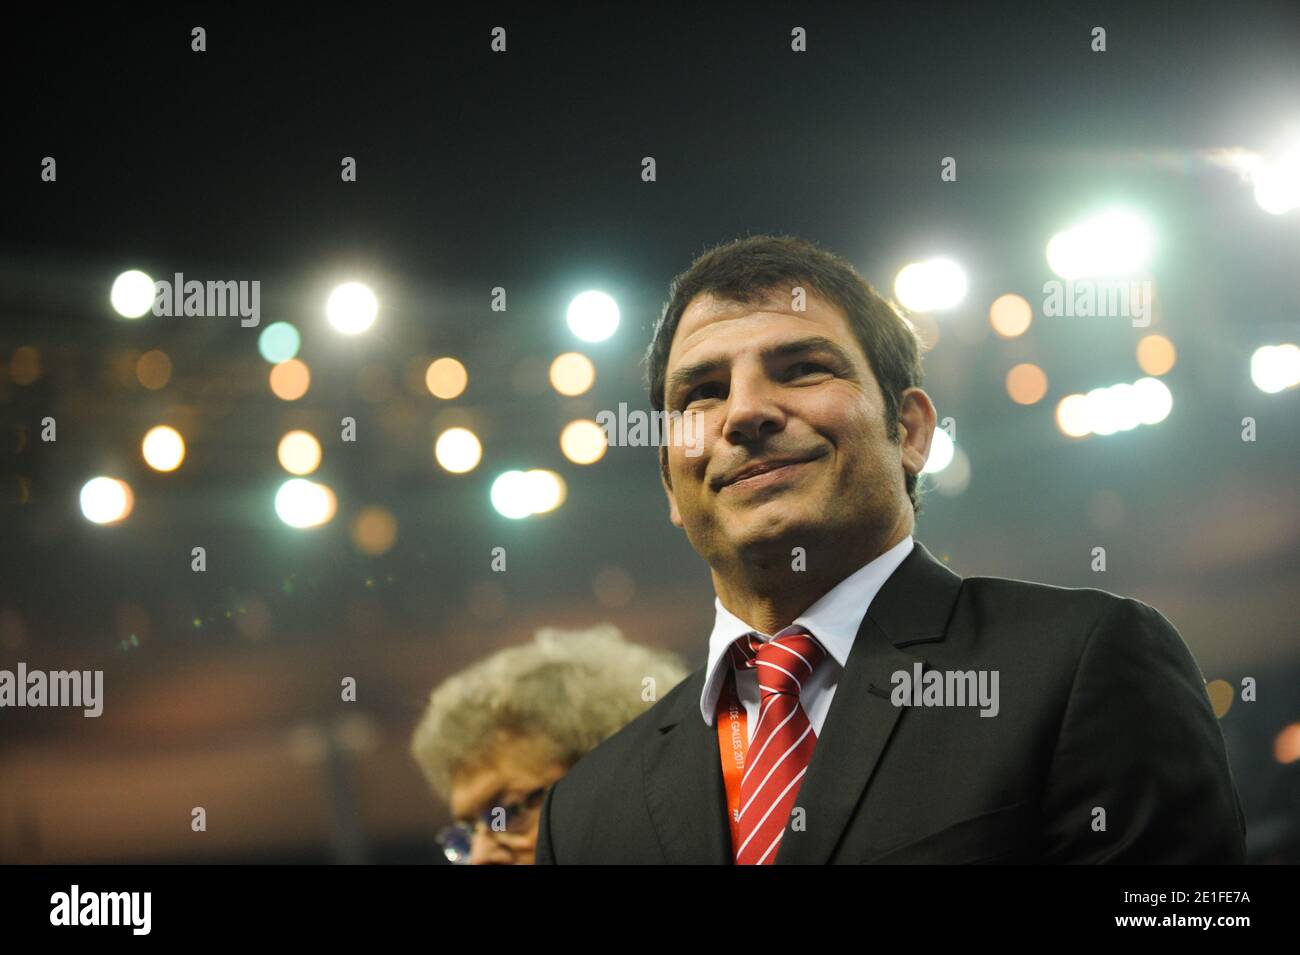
[660,288,929,574]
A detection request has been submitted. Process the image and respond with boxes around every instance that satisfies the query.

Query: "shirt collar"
[699,535,914,726]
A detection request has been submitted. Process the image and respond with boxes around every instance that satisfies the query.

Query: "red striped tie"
[726,627,826,865]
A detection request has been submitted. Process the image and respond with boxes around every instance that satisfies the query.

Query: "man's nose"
[721,371,786,444]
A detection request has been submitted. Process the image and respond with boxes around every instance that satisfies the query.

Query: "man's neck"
[711,522,910,635]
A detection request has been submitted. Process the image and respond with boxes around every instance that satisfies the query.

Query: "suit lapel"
[776,540,964,864]
[642,668,733,864]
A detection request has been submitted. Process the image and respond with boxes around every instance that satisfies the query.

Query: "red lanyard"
[715,671,748,853]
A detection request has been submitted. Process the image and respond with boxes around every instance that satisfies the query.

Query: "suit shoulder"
[953,573,1184,659]
[958,572,1161,626]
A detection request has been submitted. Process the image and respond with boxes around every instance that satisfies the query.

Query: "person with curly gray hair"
[410,623,686,864]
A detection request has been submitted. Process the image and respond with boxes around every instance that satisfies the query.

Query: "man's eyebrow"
[666,336,858,400]
[765,336,858,366]
[666,356,728,402]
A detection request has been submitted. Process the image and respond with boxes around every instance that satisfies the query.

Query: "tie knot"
[728,627,826,698]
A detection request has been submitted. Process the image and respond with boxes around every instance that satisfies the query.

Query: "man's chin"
[721,508,820,557]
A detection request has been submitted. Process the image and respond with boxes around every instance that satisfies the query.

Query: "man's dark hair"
[644,233,926,514]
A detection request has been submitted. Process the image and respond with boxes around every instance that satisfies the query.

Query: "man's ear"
[660,448,683,528]
[897,387,937,479]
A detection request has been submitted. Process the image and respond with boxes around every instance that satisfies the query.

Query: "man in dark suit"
[536,234,1246,864]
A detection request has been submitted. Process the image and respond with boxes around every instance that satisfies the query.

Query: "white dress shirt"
[699,535,914,743]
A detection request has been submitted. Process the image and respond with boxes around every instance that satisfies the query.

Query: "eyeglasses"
[436,786,550,865]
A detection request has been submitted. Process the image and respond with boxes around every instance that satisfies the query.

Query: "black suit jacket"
[536,541,1247,863]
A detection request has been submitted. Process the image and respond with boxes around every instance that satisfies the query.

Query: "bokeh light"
[491,470,533,520]
[141,425,186,472]
[560,419,608,465]
[277,430,322,475]
[350,505,398,556]
[425,357,468,399]
[1056,378,1172,438]
[1046,208,1154,279]
[894,258,968,312]
[490,469,567,519]
[1250,343,1300,393]
[989,294,1033,338]
[1085,383,1140,436]
[566,290,620,342]
[275,478,337,529]
[1006,363,1048,405]
[325,282,378,335]
[921,428,954,473]
[434,427,482,473]
[1055,394,1092,438]
[525,468,567,514]
[111,270,155,319]
[1132,377,1174,424]
[549,352,596,396]
[1275,723,1300,764]
[929,445,971,497]
[80,477,134,524]
[1206,679,1234,719]
[269,359,311,400]
[136,349,172,390]
[10,346,41,385]
[1252,146,1300,215]
[258,322,301,364]
[1136,334,1177,376]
